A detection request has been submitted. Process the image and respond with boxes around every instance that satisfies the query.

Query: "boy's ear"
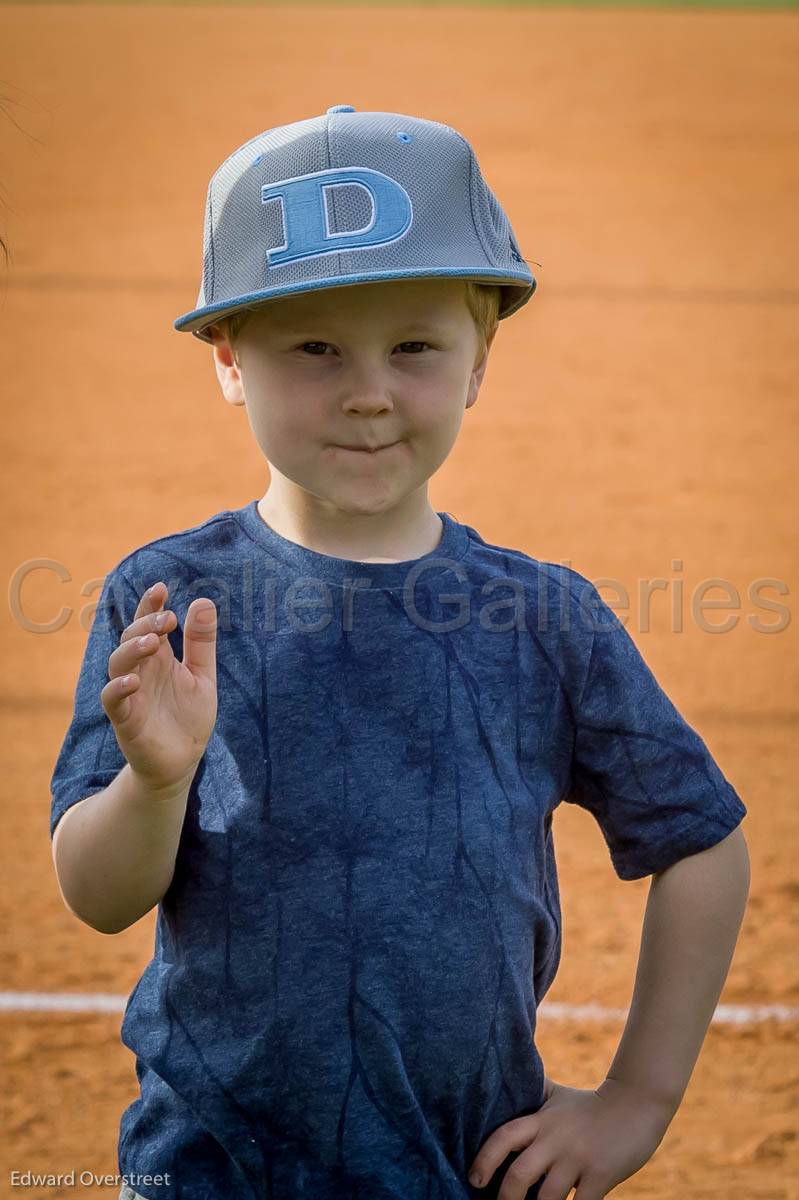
[208,326,246,409]
[465,324,498,411]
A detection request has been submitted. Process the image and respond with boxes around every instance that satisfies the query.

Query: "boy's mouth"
[333,441,400,454]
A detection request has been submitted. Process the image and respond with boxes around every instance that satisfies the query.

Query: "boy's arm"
[596,825,750,1117]
[51,763,195,935]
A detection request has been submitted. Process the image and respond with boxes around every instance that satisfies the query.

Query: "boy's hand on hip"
[467,1075,674,1200]
[101,581,218,795]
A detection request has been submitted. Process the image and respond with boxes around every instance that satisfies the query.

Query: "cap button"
[327,104,356,114]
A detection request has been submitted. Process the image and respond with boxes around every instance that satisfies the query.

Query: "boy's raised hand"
[467,1075,675,1200]
[101,581,218,795]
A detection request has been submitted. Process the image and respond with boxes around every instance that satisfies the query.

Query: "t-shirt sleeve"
[563,581,747,881]
[49,563,142,841]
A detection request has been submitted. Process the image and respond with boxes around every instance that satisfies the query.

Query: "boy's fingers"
[117,582,170,649]
[183,599,217,678]
[100,671,139,722]
[133,581,166,622]
[106,584,172,683]
[108,627,164,678]
[119,608,175,647]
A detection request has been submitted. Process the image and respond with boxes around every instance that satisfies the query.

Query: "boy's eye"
[297,341,432,356]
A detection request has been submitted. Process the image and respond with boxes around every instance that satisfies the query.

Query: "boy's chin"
[321,491,409,517]
[309,475,420,513]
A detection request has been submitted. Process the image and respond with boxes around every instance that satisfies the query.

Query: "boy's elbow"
[93,920,130,936]
[51,854,134,935]
[59,881,147,934]
[71,903,128,935]
[54,886,124,935]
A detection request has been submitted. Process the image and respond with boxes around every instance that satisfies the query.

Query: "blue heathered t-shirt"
[49,501,747,1200]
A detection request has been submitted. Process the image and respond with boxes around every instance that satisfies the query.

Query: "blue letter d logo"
[262,167,412,269]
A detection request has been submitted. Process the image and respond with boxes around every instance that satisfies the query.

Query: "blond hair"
[210,279,502,366]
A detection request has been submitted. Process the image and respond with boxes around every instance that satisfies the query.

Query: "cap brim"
[174,269,537,345]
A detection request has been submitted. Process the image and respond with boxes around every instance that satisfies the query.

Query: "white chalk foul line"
[539,1001,799,1024]
[1,993,798,1022]
[0,992,129,1012]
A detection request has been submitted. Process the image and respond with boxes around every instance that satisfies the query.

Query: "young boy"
[50,107,750,1200]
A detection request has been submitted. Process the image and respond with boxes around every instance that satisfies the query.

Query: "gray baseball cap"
[174,104,537,345]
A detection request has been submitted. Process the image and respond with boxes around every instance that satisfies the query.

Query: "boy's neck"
[255,495,445,563]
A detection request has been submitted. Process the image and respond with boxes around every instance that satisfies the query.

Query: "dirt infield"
[2,3,798,1197]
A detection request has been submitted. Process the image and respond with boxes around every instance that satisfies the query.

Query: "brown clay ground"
[1,4,797,1197]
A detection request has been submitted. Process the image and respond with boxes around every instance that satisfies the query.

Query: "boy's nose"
[340,390,395,416]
